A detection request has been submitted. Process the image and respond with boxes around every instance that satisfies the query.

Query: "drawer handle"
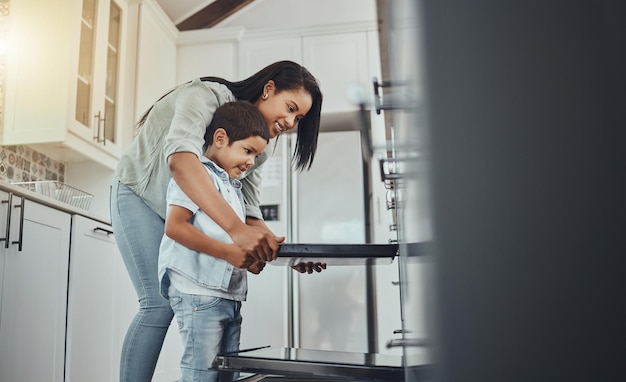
[93,227,113,236]
[11,197,25,252]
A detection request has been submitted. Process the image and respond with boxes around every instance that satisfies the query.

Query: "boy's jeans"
[168,285,242,382]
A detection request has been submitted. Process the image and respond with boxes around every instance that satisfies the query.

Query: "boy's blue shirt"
[157,156,247,301]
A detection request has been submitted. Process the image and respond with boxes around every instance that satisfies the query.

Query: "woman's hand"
[291,262,327,274]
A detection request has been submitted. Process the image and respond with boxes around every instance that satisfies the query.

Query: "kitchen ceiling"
[155,0,255,31]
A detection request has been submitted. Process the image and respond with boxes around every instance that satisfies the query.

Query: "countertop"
[0,180,112,225]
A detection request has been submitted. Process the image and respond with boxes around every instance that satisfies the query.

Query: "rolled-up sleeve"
[163,79,234,161]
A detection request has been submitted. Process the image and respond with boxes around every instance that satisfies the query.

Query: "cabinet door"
[302,33,369,112]
[238,37,303,78]
[0,191,13,314]
[1,0,130,169]
[71,0,127,158]
[65,215,117,382]
[1,0,76,145]
[0,198,71,382]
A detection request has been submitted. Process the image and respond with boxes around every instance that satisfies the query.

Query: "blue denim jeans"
[168,285,242,382]
[110,178,174,382]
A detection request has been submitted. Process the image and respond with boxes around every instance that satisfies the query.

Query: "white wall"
[135,0,178,120]
[65,161,114,220]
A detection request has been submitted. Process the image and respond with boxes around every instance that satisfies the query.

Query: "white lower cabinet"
[0,193,72,382]
[65,215,118,381]
[66,214,158,382]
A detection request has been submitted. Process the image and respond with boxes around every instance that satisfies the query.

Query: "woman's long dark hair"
[201,61,322,170]
[138,61,322,171]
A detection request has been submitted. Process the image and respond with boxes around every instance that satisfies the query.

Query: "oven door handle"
[386,338,429,348]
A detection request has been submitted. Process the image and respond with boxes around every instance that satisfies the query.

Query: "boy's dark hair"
[203,101,269,150]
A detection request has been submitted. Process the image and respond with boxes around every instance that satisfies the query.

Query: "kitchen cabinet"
[65,215,117,381]
[176,27,240,83]
[0,192,72,382]
[238,32,372,113]
[0,0,132,169]
[238,36,302,78]
[71,0,128,158]
[65,214,142,381]
[302,33,370,113]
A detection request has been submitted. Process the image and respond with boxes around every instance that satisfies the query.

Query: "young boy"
[158,100,270,382]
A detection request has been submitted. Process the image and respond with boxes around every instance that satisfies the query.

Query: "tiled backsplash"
[0,145,65,183]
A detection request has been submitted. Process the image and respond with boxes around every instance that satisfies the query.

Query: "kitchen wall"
[64,160,114,220]
[0,144,65,183]
[0,143,113,220]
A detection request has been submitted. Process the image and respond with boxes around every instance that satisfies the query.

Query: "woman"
[110,61,323,382]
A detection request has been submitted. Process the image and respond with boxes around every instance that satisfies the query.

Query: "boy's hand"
[231,225,284,263]
[247,261,266,274]
[226,245,256,269]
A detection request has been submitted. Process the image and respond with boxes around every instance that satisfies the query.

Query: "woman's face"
[255,82,313,139]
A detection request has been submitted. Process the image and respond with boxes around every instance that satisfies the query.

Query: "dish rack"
[12,181,93,211]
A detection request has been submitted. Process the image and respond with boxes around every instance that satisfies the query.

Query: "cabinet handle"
[372,78,416,115]
[11,197,25,252]
[1,193,13,249]
[101,113,107,146]
[94,111,106,144]
[93,227,113,236]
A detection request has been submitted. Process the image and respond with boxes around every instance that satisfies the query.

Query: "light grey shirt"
[114,78,268,220]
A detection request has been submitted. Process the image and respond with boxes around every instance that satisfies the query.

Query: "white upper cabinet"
[302,32,370,113]
[237,29,375,113]
[71,0,128,158]
[238,36,303,79]
[176,27,242,84]
[0,0,133,169]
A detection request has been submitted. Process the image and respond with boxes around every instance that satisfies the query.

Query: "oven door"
[214,346,430,381]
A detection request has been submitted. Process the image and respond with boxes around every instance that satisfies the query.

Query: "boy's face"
[214,134,268,178]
